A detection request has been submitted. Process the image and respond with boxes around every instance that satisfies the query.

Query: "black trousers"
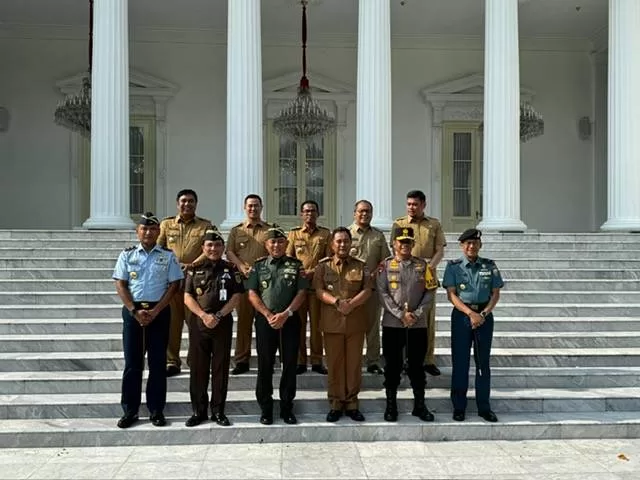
[189,315,233,416]
[382,326,428,395]
[255,313,300,414]
[121,305,170,416]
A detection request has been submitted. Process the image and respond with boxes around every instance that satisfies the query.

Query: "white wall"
[0,30,597,231]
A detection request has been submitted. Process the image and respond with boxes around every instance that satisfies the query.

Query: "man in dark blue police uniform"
[112,212,184,429]
[247,227,308,425]
[442,228,504,423]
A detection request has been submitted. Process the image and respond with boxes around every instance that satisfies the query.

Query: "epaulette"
[481,258,495,265]
[394,216,406,222]
[254,256,268,263]
[448,259,462,265]
[161,215,174,221]
[318,256,332,263]
[123,245,136,252]
[287,256,303,264]
[318,225,330,231]
[383,255,394,262]
[290,226,302,231]
[196,216,212,224]
[234,222,244,228]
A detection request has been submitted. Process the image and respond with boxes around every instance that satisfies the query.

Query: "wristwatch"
[480,311,488,319]
[214,311,223,319]
[333,298,341,307]
[128,306,137,315]
[286,309,294,317]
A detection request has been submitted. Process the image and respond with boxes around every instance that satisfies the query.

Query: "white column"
[221,0,263,229]
[601,0,640,231]
[356,0,393,230]
[83,0,134,229]
[477,0,527,232]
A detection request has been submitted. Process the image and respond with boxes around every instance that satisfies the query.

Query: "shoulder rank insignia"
[124,245,136,252]
[318,257,332,263]
[290,226,302,231]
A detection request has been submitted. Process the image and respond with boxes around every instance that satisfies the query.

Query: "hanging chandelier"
[273,0,336,143]
[55,0,93,137]
[478,102,544,143]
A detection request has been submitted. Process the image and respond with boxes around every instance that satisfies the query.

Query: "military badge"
[196,287,203,296]
[168,236,176,243]
[235,272,243,283]
[390,275,397,282]
[327,284,334,291]
[390,259,399,269]
[390,282,398,290]
[460,284,466,290]
[240,242,246,248]
[261,280,268,288]
[129,271,138,279]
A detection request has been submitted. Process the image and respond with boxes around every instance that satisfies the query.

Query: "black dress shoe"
[367,364,384,375]
[280,411,297,425]
[479,410,498,423]
[260,413,273,425]
[185,414,206,427]
[424,364,441,376]
[150,412,166,427]
[117,414,138,429]
[311,364,328,375]
[212,413,231,426]
[166,365,181,377]
[412,407,435,422]
[231,363,249,375]
[296,364,308,375]
[345,409,365,422]
[383,408,398,422]
[453,410,465,421]
[326,409,342,422]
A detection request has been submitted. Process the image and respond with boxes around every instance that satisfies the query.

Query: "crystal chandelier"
[273,0,336,143]
[54,0,93,137]
[479,102,544,143]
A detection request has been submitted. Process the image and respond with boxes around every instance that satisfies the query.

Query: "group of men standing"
[112,188,503,429]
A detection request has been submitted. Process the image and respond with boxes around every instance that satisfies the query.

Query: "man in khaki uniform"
[391,189,446,376]
[349,200,390,375]
[157,189,214,376]
[225,194,273,375]
[286,200,332,375]
[314,227,373,423]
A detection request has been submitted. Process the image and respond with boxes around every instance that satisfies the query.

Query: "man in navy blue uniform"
[112,212,184,429]
[442,228,504,423]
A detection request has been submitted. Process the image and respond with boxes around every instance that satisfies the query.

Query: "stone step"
[3,387,640,419]
[1,303,638,318]
[3,367,637,395]
[2,410,638,448]
[2,247,640,261]
[3,331,638,353]
[2,277,640,292]
[2,257,640,269]
[2,316,637,335]
[2,290,639,306]
[2,267,637,281]
[1,347,638,371]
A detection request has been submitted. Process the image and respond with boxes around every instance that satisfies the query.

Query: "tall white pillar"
[356,0,393,230]
[83,0,134,230]
[601,0,640,231]
[477,0,527,232]
[221,0,263,229]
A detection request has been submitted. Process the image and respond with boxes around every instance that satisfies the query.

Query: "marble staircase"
[1,230,639,447]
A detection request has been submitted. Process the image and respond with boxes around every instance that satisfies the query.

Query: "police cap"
[202,229,223,244]
[265,227,287,240]
[138,212,160,226]
[392,226,415,242]
[458,228,482,242]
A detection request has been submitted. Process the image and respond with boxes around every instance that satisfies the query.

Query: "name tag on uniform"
[219,289,227,301]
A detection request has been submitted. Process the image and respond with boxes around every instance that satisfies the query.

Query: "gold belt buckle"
[140,302,150,309]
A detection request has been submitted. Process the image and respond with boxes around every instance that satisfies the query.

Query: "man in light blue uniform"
[112,212,184,429]
[442,228,504,423]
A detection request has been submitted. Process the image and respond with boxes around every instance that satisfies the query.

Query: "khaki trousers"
[363,295,382,367]
[324,331,365,411]
[167,292,190,368]
[425,295,436,364]
[297,291,324,365]
[233,292,255,365]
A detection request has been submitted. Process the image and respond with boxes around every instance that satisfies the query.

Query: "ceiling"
[0,0,607,39]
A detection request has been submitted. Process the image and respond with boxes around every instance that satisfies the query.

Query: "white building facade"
[0,0,639,232]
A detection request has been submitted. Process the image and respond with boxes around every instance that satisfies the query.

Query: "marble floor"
[1,438,639,479]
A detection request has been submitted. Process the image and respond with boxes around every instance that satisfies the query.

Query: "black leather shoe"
[412,407,435,422]
[367,364,384,375]
[424,364,441,376]
[260,413,273,425]
[280,411,297,425]
[212,413,231,426]
[166,365,181,377]
[453,410,465,422]
[345,409,365,422]
[117,414,138,429]
[479,410,498,423]
[326,409,342,422]
[150,412,166,427]
[296,364,307,375]
[311,364,328,375]
[231,363,250,375]
[383,408,398,422]
[185,414,206,427]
